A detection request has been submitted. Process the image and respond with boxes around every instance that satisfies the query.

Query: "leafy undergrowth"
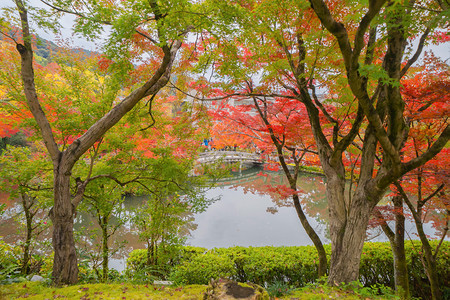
[0,282,398,300]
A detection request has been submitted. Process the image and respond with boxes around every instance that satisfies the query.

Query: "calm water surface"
[0,166,441,272]
[188,184,328,248]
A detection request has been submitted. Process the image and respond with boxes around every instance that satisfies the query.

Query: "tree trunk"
[401,182,443,300]
[392,241,409,299]
[292,193,328,277]
[154,243,158,266]
[416,221,442,300]
[21,194,32,275]
[101,217,109,283]
[22,216,32,275]
[392,196,409,299]
[51,168,78,285]
[378,195,410,299]
[326,179,376,284]
[423,250,441,300]
[146,240,152,266]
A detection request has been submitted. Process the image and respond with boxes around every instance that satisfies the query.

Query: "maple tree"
[0,0,222,284]
[210,96,328,276]
[131,150,215,278]
[372,56,449,299]
[306,1,449,287]
[187,0,449,289]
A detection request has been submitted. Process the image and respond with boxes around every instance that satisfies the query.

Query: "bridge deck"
[197,150,263,165]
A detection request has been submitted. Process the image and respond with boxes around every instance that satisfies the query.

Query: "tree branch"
[67,40,183,163]
[14,0,60,162]
[402,125,450,174]
[400,27,431,77]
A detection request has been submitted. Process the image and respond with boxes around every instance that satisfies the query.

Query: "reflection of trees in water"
[73,194,199,261]
[1,169,330,263]
[0,199,52,263]
[230,167,328,224]
[1,192,200,267]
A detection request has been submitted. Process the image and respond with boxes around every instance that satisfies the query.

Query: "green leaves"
[358,64,400,87]
[0,145,52,201]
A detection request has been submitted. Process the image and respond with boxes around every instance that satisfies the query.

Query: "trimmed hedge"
[127,241,449,298]
[124,241,449,299]
[209,246,327,286]
[169,253,237,285]
[126,246,208,279]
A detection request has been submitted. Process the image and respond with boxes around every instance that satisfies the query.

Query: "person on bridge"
[203,138,211,150]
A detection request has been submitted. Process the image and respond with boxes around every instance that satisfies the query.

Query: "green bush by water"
[161,241,449,299]
[2,241,448,299]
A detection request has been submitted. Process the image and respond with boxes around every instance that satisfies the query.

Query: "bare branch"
[400,27,431,77]
[402,125,450,174]
[421,183,444,206]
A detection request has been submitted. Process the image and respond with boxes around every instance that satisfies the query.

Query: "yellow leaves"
[0,87,6,100]
[43,72,64,84]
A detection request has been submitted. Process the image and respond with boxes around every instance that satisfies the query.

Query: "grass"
[285,285,399,299]
[0,282,399,300]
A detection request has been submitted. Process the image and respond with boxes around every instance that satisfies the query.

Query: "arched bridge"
[197,150,264,165]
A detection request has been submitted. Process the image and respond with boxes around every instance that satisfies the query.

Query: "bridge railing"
[197,150,263,164]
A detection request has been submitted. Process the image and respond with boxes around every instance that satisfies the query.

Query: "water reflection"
[0,166,441,272]
[188,166,329,248]
[188,185,329,248]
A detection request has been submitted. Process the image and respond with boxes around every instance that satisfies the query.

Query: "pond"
[187,167,330,249]
[0,165,441,272]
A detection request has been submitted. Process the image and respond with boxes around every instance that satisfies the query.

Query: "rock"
[29,275,45,282]
[204,278,269,300]
[153,280,173,285]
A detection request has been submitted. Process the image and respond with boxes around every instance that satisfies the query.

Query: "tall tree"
[307,0,449,286]
[392,57,448,299]
[189,0,449,286]
[1,0,205,284]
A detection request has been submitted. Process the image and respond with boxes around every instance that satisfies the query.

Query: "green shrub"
[126,246,207,281]
[298,281,399,299]
[167,245,330,287]
[163,242,449,299]
[0,240,50,283]
[266,280,293,298]
[0,240,21,283]
[126,249,147,272]
[406,240,449,299]
[359,241,449,299]
[359,242,394,287]
[169,252,236,285]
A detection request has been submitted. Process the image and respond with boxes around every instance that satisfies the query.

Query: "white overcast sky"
[1,0,449,59]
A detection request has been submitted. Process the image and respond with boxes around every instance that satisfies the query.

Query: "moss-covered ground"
[0,282,207,299]
[0,282,398,299]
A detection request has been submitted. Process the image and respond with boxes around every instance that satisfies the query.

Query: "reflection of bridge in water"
[215,166,267,187]
[197,150,264,165]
